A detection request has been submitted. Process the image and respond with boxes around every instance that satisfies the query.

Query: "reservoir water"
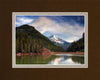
[48,54,84,65]
[16,54,84,64]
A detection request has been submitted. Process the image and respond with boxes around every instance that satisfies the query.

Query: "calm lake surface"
[16,54,84,64]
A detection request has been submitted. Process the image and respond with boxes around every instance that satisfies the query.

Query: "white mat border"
[12,12,88,68]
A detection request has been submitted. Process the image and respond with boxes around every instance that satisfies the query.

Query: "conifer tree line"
[67,33,84,52]
[16,25,64,53]
[16,32,43,53]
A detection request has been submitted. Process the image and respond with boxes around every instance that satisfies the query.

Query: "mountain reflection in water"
[48,54,84,64]
[16,54,84,64]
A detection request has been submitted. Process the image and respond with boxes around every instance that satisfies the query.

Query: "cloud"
[16,17,34,26]
[65,37,80,42]
[30,17,84,42]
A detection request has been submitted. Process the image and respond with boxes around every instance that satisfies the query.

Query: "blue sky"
[16,16,84,42]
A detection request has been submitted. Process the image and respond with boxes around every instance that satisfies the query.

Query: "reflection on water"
[49,54,84,65]
[16,54,84,64]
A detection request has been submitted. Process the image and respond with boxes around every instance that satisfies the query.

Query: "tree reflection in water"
[70,56,84,64]
[16,54,84,64]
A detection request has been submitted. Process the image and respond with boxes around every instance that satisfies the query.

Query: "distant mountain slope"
[16,25,64,53]
[67,33,84,52]
[49,35,71,50]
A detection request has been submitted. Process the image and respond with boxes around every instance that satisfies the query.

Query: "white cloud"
[30,17,84,42]
[16,17,34,26]
[65,37,80,42]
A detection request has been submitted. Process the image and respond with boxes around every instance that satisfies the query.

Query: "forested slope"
[16,25,64,53]
[67,33,84,52]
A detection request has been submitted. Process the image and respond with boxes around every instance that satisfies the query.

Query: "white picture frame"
[12,12,88,68]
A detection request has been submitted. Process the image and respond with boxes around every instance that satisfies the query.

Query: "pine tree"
[27,40,30,53]
[16,38,19,53]
[24,43,27,53]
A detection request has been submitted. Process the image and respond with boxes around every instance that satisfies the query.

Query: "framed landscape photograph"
[12,12,88,68]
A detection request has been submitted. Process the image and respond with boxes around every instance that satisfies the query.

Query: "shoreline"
[52,52,84,55]
[16,52,84,56]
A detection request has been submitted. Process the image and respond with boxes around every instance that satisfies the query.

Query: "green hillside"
[67,33,84,52]
[16,25,64,53]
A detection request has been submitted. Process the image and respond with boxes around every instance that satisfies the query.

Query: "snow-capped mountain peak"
[49,35,71,50]
[49,35,64,44]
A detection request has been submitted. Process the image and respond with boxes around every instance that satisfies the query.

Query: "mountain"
[67,33,84,52]
[16,25,64,53]
[49,35,71,50]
